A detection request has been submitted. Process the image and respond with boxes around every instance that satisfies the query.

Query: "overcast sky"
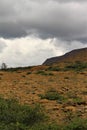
[0,0,87,67]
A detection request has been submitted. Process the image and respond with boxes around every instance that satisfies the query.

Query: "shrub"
[4,66,33,72]
[39,89,64,101]
[46,66,61,71]
[36,70,47,75]
[0,97,45,129]
[64,118,87,130]
[31,123,61,130]
[72,97,86,105]
[64,62,87,71]
[0,97,87,130]
[26,72,32,75]
[36,71,53,76]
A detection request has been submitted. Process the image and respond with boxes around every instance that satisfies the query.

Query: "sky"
[0,0,87,67]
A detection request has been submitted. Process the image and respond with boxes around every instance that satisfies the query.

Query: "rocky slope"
[0,47,87,125]
[43,47,87,65]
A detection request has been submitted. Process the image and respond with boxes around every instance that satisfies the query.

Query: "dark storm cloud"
[0,0,87,42]
[0,22,27,38]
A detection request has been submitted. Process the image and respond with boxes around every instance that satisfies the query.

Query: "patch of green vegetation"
[0,97,87,129]
[26,72,32,75]
[0,97,46,129]
[31,118,87,130]
[66,91,86,105]
[64,118,87,130]
[64,62,87,71]
[39,89,64,101]
[46,66,61,71]
[30,123,61,130]
[72,97,86,105]
[2,66,33,72]
[36,70,53,76]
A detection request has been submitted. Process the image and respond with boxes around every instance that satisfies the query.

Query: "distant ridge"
[43,47,87,65]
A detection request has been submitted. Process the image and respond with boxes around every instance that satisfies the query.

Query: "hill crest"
[43,47,87,65]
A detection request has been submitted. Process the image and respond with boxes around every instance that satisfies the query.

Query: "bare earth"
[0,64,87,124]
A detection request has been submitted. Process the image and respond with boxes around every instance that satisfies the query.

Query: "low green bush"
[0,97,87,130]
[0,97,45,129]
[30,123,61,130]
[46,66,61,71]
[64,62,87,71]
[64,118,87,130]
[36,71,53,76]
[26,72,32,75]
[39,89,64,101]
[2,66,33,72]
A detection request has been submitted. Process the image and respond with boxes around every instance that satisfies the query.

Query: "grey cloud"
[0,22,27,38]
[0,0,87,42]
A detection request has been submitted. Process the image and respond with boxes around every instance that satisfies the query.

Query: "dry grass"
[0,63,87,124]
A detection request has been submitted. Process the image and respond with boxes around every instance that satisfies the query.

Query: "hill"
[43,47,87,65]
[0,47,87,129]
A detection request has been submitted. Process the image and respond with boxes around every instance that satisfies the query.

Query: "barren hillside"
[43,48,87,65]
[0,47,87,129]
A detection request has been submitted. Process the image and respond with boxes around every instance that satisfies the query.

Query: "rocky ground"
[0,63,87,124]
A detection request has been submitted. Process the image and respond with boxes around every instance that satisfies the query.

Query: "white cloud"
[0,36,87,67]
[0,39,7,53]
[0,36,62,67]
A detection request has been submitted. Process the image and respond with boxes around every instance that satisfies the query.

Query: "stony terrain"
[43,47,87,65]
[0,48,87,125]
[0,64,87,124]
